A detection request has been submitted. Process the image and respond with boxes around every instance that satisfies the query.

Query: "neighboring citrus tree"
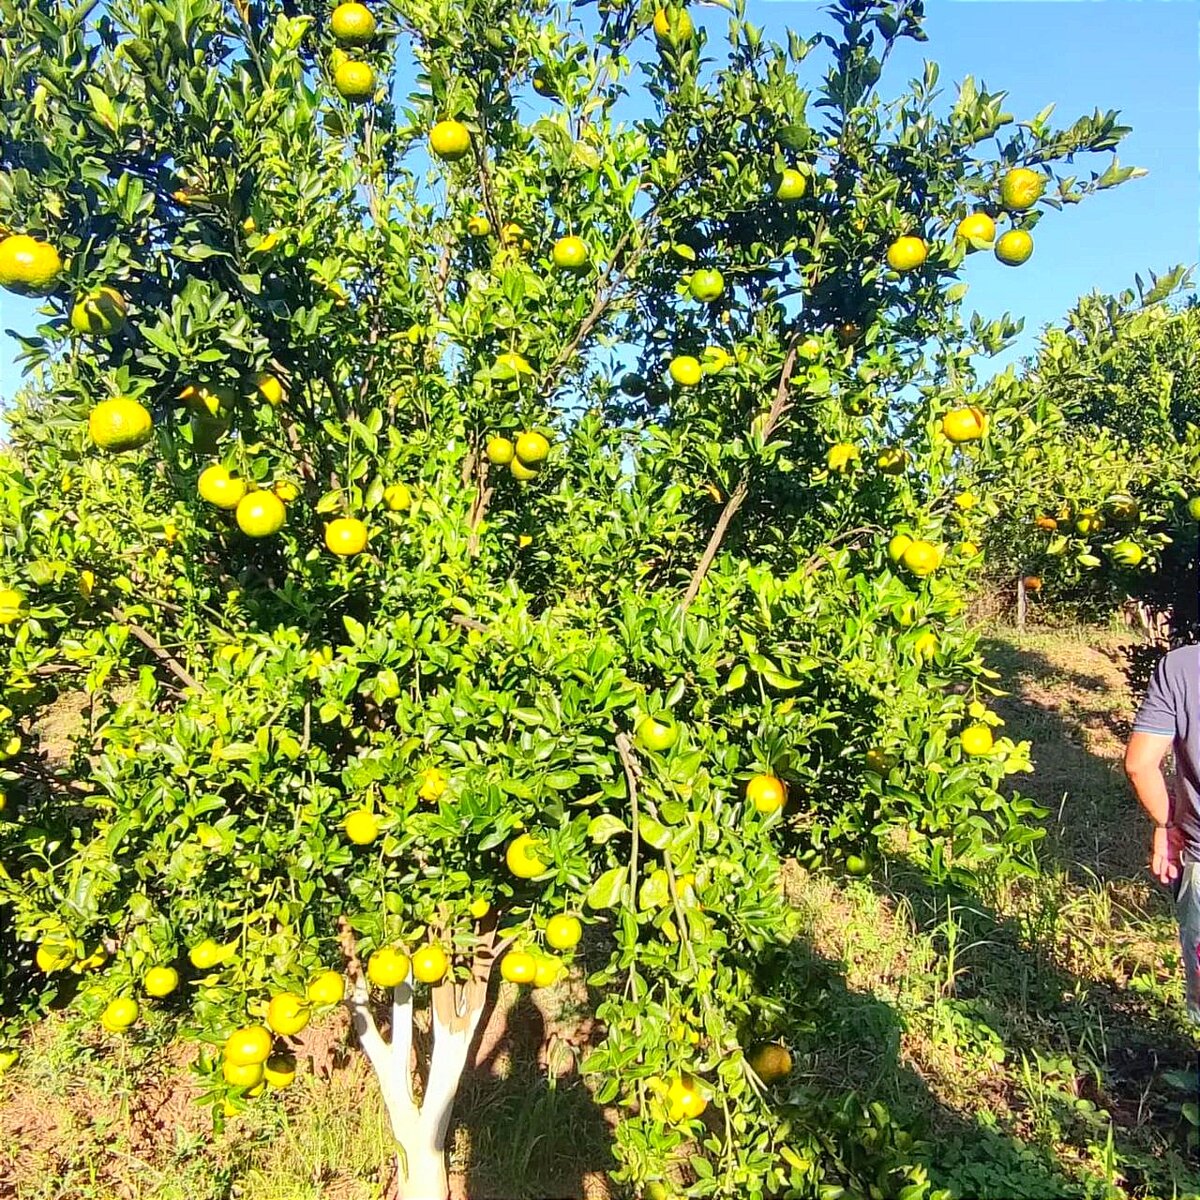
[965,270,1200,630]
[0,0,1139,1193]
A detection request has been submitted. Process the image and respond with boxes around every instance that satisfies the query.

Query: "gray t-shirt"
[1133,644,1200,854]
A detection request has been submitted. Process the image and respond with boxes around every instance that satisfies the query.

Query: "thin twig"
[615,732,642,996]
[110,608,201,691]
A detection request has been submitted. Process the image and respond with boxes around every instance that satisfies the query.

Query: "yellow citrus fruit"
[551,235,589,270]
[532,64,555,96]
[255,373,284,406]
[826,443,859,473]
[999,167,1045,212]
[198,465,248,509]
[700,345,733,374]
[101,997,140,1032]
[876,446,907,474]
[960,724,994,756]
[264,1052,297,1088]
[223,1059,264,1087]
[995,229,1033,266]
[188,938,230,970]
[307,970,345,1006]
[143,966,179,997]
[532,955,562,988]
[668,355,702,387]
[955,212,996,244]
[886,236,927,272]
[865,748,897,775]
[272,480,300,502]
[1109,539,1144,567]
[510,458,539,482]
[495,350,533,376]
[955,491,978,510]
[653,6,694,46]
[334,60,375,101]
[367,947,410,988]
[666,1075,707,1121]
[36,939,76,973]
[383,483,411,511]
[941,406,986,443]
[636,714,678,752]
[1075,509,1105,535]
[900,540,942,577]
[266,992,310,1037]
[545,914,582,951]
[506,833,548,879]
[914,630,939,660]
[0,588,26,625]
[235,491,286,538]
[418,767,447,801]
[223,1025,273,1066]
[325,517,369,556]
[330,1,376,43]
[343,807,379,845]
[89,397,152,452]
[746,773,785,814]
[468,898,491,920]
[515,431,551,465]
[487,436,515,465]
[430,119,471,161]
[687,269,724,302]
[70,286,127,336]
[0,234,62,292]
[748,1042,792,1084]
[467,214,492,237]
[500,951,538,984]
[775,168,807,201]
[0,790,7,815]
[411,944,449,984]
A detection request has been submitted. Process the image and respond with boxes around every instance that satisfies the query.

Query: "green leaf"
[586,866,626,910]
[588,815,627,843]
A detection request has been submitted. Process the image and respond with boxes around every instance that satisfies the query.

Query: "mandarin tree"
[0,0,1138,1193]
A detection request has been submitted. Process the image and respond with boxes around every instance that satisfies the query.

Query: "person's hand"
[1151,825,1183,885]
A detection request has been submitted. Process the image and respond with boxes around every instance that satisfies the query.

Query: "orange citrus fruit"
[746,773,785,814]
[307,970,345,1006]
[653,6,694,46]
[325,517,368,556]
[411,944,449,984]
[89,398,152,452]
[955,212,995,244]
[515,431,550,465]
[0,235,61,292]
[960,724,994,756]
[235,491,286,538]
[487,436,515,465]
[224,1025,272,1066]
[551,236,589,270]
[941,406,986,443]
[264,1052,296,1088]
[999,167,1045,212]
[900,540,942,577]
[430,119,471,161]
[545,915,582,950]
[101,997,139,1032]
[885,236,927,272]
[367,947,410,988]
[223,1059,264,1087]
[668,355,701,387]
[343,808,379,845]
[774,169,806,201]
[198,465,248,509]
[143,966,179,997]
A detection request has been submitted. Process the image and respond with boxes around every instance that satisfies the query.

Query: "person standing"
[1125,644,1200,1024]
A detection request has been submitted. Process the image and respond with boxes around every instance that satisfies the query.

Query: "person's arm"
[1124,731,1180,884]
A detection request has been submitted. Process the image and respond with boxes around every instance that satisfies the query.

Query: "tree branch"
[110,608,201,692]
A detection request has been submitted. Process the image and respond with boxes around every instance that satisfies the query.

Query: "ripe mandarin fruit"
[223,1025,272,1066]
[0,234,62,292]
[885,235,927,272]
[653,6,694,46]
[264,1052,297,1088]
[367,947,410,988]
[467,214,492,237]
[325,517,369,556]
[748,1042,792,1084]
[506,833,548,879]
[960,724,994,756]
[430,119,471,161]
[266,992,310,1037]
[383,483,411,511]
[775,168,807,201]
[826,443,859,473]
[101,997,140,1032]
[551,235,589,270]
[1109,539,1144,567]
[636,714,678,752]
[532,955,562,988]
[545,914,582,950]
[334,60,375,102]
[666,1075,706,1121]
[198,465,248,509]
[307,970,345,1006]
[746,773,785,814]
[668,355,702,387]
[330,1,376,44]
[0,588,26,625]
[1187,497,1200,522]
[510,458,539,482]
[994,229,1033,266]
[955,212,996,244]
[468,898,491,920]
[272,480,300,502]
[500,951,538,984]
[914,631,939,660]
[411,944,449,984]
[515,431,551,465]
[343,807,379,845]
[223,1059,264,1087]
[89,397,152,452]
[36,939,76,973]
[999,166,1045,212]
[418,767,447,801]
[1023,575,1042,592]
[900,539,942,577]
[876,446,907,474]
[941,406,986,443]
[189,938,228,970]
[70,287,127,336]
[236,491,286,537]
[255,373,284,406]
[887,533,912,564]
[486,436,515,465]
[689,268,724,302]
[1035,515,1058,531]
[143,966,179,997]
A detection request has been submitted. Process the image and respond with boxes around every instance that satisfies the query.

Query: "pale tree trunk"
[340,922,499,1200]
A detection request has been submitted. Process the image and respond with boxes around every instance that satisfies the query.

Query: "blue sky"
[1,0,1196,401]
